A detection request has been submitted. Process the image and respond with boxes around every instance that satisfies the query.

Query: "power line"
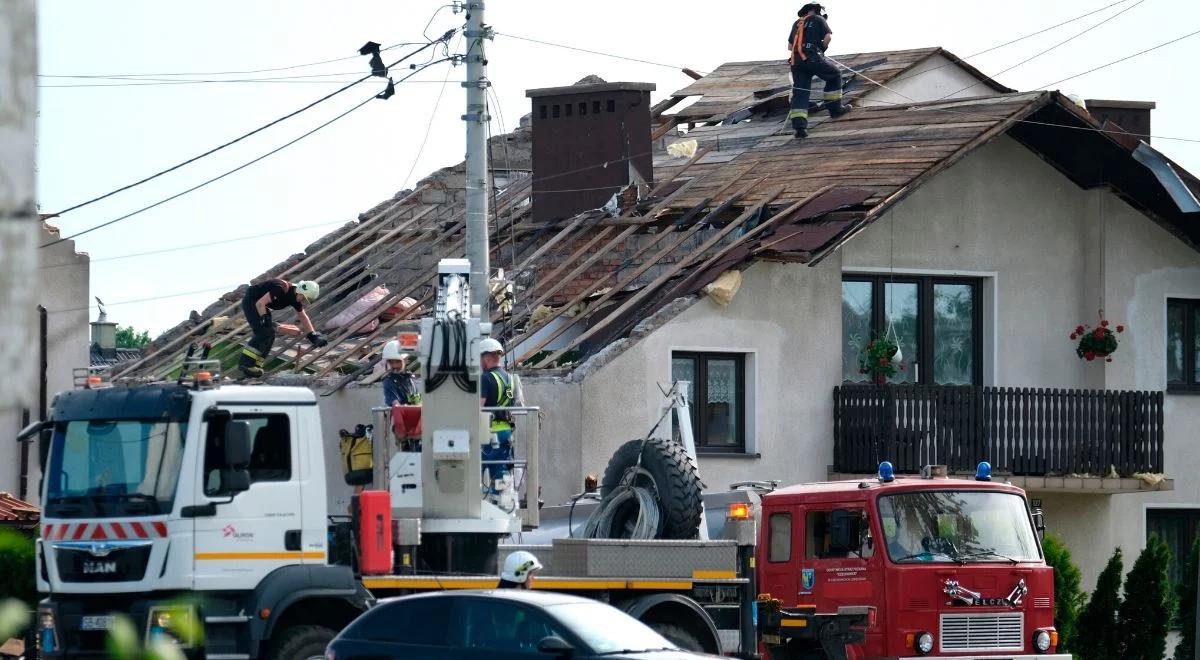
[888,0,1139,86]
[45,34,453,219]
[39,77,455,89]
[41,57,455,249]
[46,283,245,316]
[39,219,349,269]
[937,0,1148,100]
[38,41,423,79]
[496,32,708,75]
[1038,27,1200,89]
[402,34,462,189]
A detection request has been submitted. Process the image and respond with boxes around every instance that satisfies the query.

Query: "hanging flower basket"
[858,335,902,384]
[1071,312,1125,363]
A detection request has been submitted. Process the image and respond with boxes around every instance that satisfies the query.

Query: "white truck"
[24,260,770,659]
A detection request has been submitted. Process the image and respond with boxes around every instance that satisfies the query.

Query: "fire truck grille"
[939,612,1024,652]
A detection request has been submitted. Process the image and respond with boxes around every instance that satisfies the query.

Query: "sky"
[35,0,1200,335]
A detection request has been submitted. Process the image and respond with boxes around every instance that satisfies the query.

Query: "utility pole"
[462,1,491,318]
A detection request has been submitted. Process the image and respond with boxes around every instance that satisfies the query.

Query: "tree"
[115,325,151,348]
[1077,547,1124,660]
[1176,536,1200,660]
[1119,536,1175,660]
[1043,534,1084,654]
[0,529,36,606]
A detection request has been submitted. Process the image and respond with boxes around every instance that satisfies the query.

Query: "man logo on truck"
[82,561,118,575]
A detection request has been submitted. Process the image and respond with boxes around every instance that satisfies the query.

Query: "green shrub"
[1077,547,1124,660]
[0,529,36,607]
[1043,534,1084,653]
[1119,536,1175,660]
[1176,536,1200,660]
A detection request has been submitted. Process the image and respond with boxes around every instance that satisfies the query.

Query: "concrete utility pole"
[463,1,492,318]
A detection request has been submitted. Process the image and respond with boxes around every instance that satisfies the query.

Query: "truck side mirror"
[829,509,860,554]
[224,420,253,468]
[1032,508,1046,540]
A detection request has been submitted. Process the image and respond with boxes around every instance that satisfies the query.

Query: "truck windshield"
[45,420,187,518]
[878,491,1040,563]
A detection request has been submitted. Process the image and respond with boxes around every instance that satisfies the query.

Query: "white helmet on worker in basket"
[382,339,409,362]
[501,550,543,583]
[295,280,320,302]
[479,337,504,355]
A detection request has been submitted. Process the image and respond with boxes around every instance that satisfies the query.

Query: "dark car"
[325,590,717,659]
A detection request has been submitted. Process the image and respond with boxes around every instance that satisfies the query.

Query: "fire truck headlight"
[1034,629,1052,652]
[916,631,934,654]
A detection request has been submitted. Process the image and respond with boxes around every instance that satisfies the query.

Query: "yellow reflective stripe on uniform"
[788,109,808,120]
[823,91,842,100]
[241,348,265,365]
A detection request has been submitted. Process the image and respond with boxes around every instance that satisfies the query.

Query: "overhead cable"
[41,57,455,249]
[496,32,708,75]
[46,33,454,220]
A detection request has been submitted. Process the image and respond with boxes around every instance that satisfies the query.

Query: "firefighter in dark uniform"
[787,3,851,138]
[479,337,516,487]
[238,278,328,378]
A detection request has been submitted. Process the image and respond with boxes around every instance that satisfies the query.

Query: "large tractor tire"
[266,625,336,660]
[599,437,704,539]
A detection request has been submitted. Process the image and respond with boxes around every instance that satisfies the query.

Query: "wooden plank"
[532,188,784,367]
[115,185,431,377]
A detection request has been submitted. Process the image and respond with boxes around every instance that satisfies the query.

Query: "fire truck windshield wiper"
[956,549,1019,564]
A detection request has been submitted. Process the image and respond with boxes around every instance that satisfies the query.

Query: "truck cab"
[35,381,371,659]
[758,465,1067,659]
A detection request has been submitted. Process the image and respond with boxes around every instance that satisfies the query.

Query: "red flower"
[1101,319,1109,328]
[1092,328,1105,340]
[879,358,890,366]
[1085,351,1096,361]
[1076,325,1085,334]
[1117,325,1125,333]
[1070,333,1077,340]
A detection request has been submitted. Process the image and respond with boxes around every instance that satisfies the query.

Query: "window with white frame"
[671,352,746,453]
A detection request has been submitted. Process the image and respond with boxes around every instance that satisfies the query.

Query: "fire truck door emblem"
[944,577,1027,607]
[801,569,816,592]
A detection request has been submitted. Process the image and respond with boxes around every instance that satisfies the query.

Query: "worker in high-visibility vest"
[787,3,851,138]
[479,337,516,493]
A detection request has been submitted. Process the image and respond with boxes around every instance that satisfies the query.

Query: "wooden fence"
[833,385,1164,476]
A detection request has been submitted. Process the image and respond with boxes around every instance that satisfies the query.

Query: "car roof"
[378,589,595,608]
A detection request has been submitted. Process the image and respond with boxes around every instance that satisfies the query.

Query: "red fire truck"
[756,461,1067,659]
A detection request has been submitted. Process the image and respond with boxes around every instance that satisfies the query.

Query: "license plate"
[80,615,115,631]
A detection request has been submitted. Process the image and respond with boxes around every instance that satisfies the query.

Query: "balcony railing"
[833,385,1165,477]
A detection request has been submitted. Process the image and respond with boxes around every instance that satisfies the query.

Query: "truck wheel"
[649,622,704,653]
[267,625,335,660]
[600,437,703,539]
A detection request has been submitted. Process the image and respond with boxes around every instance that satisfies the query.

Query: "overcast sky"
[36,0,1200,334]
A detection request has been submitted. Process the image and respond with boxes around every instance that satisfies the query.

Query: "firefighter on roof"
[238,278,328,378]
[787,3,852,138]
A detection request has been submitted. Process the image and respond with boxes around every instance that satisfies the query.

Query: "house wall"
[859,53,995,108]
[530,133,1200,590]
[840,136,1200,585]
[0,0,39,502]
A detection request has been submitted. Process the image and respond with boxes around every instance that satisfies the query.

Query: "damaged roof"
[114,47,1198,385]
[0,492,39,528]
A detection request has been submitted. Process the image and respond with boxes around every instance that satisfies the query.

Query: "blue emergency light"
[975,461,993,481]
[878,461,895,483]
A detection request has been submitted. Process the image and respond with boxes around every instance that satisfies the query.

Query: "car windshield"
[45,420,187,518]
[878,490,1041,563]
[547,602,676,654]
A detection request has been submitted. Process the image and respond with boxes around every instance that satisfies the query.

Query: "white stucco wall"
[0,0,40,503]
[859,53,999,108]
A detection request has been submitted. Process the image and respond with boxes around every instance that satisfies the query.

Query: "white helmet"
[479,337,504,355]
[382,339,409,362]
[295,280,320,302]
[501,550,543,583]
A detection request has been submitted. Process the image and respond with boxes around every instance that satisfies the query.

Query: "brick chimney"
[526,80,655,223]
[1085,99,1155,143]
